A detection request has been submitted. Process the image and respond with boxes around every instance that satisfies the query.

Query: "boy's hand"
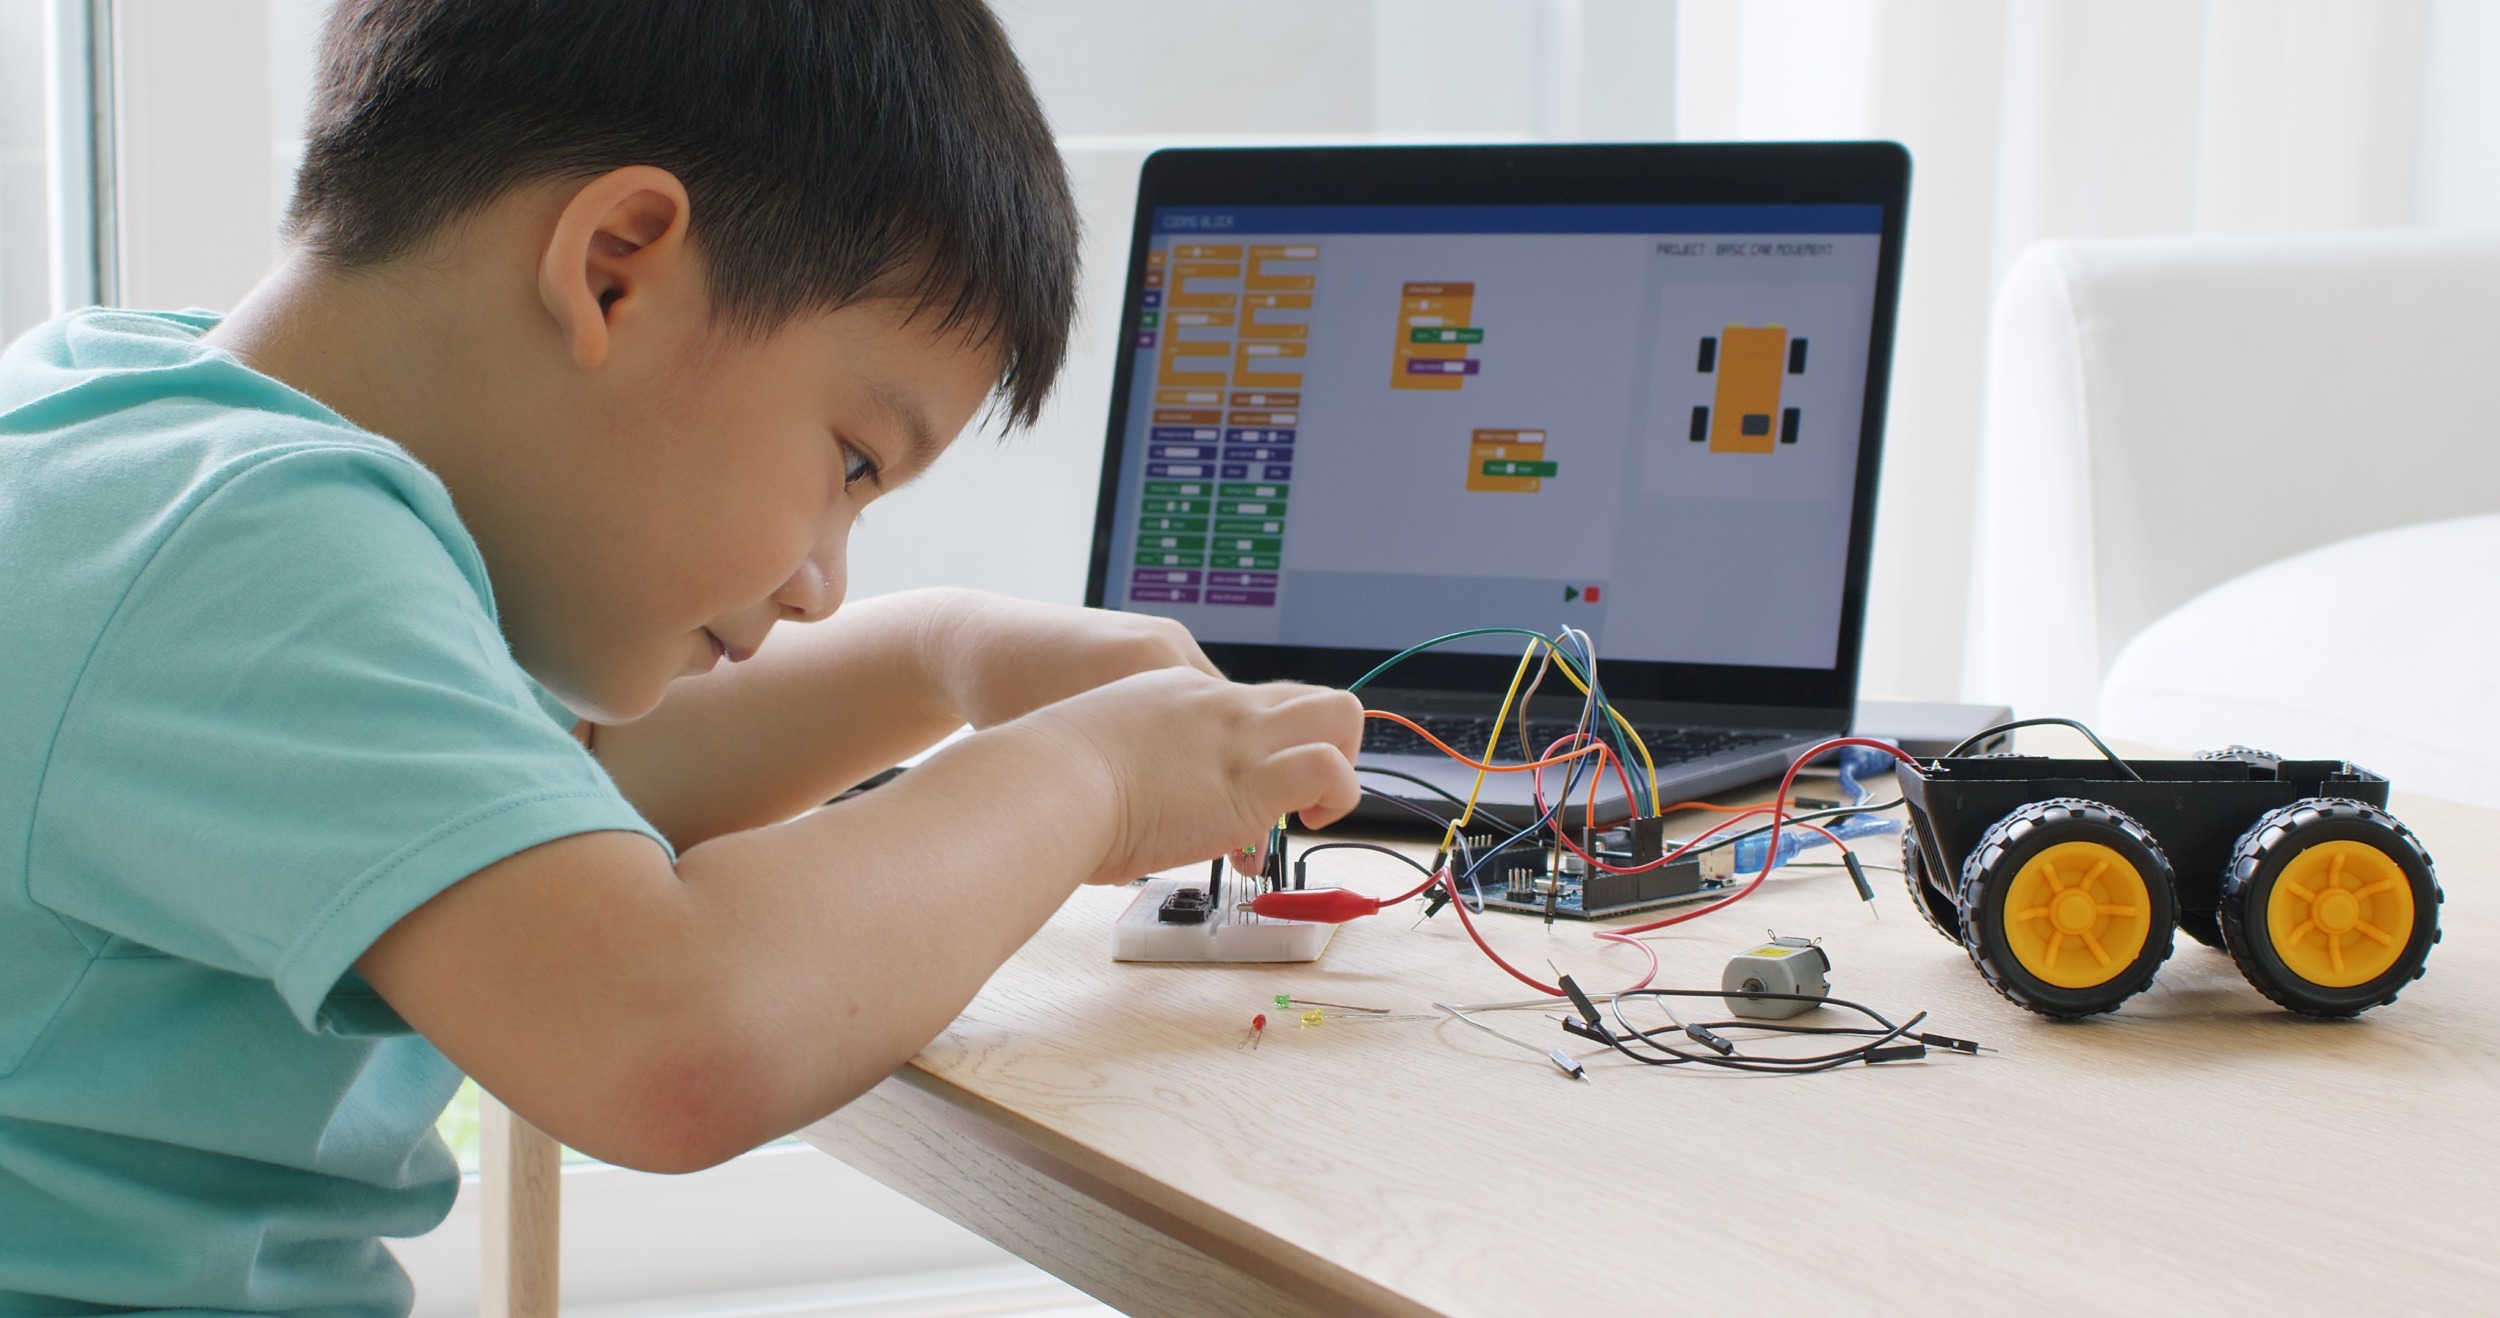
[1018,667,1363,885]
[929,591,1222,730]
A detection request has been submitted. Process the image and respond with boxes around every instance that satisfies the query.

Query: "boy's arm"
[586,588,1220,848]
[357,668,1361,1174]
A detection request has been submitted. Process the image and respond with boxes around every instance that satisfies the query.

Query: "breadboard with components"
[1111,876,1337,963]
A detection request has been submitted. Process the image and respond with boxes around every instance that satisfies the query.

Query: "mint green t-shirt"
[0,310,665,1315]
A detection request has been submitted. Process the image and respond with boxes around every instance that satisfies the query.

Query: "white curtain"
[1671,0,2486,702]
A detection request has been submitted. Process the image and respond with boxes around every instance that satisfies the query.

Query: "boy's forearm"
[360,714,1117,1173]
[589,588,979,847]
[662,717,1117,1145]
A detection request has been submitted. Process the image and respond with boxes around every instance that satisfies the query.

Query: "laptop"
[1081,143,1911,829]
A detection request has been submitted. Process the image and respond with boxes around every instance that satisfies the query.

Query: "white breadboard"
[1110,876,1338,963]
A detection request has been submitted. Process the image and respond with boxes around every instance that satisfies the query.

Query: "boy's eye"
[839,441,882,489]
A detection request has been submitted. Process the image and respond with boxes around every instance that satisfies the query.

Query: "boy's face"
[491,298,1001,723]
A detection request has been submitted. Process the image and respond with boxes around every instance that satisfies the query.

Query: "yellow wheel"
[2266,841,2413,987]
[2223,799,2441,1017]
[2001,841,2156,989]
[1960,798,2176,1018]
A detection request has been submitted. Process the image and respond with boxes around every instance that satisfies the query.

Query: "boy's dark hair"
[288,0,1077,426]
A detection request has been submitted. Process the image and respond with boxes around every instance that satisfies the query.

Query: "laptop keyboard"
[1360,715,1789,766]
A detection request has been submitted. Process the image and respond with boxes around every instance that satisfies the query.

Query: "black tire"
[2178,906,2227,949]
[2196,744,2283,771]
[1959,798,2177,1019]
[1901,827,1963,944]
[2220,798,2442,1018]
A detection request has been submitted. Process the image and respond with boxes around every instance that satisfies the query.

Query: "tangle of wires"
[1550,976,1983,1073]
[1315,625,1932,999]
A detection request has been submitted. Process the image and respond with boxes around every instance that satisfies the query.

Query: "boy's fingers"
[1138,616,1222,680]
[1178,638,1224,680]
[1260,688,1366,761]
[1250,742,1361,833]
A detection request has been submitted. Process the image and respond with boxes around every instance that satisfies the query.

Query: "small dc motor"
[1722,934,1831,1019]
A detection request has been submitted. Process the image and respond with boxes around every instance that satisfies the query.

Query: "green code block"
[1136,533,1208,553]
[1138,516,1209,534]
[1408,326,1484,344]
[1213,553,1281,571]
[1480,460,1559,478]
[1144,480,1211,497]
[1139,498,1211,516]
[1141,311,1160,329]
[1214,517,1285,535]
[1134,550,1207,569]
[1218,500,1284,517]
[1210,536,1284,554]
[1218,482,1288,501]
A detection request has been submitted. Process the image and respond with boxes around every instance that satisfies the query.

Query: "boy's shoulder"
[0,306,492,642]
[2,307,454,529]
[0,308,539,847]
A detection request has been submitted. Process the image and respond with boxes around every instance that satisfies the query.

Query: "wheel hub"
[2052,889,2098,933]
[2313,888,2359,933]
[2002,840,2154,989]
[2264,840,2415,988]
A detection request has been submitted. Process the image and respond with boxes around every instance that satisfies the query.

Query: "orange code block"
[1466,427,1546,494]
[1393,282,1476,391]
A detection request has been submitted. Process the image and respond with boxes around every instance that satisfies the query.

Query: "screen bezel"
[1081,143,1911,717]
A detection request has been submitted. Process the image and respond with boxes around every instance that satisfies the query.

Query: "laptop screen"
[1096,201,1887,674]
[1083,145,1909,715]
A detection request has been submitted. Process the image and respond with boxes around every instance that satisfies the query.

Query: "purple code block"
[1404,357,1480,375]
[1129,585,1201,604]
[1205,589,1277,607]
[1142,290,1162,308]
[1261,463,1294,481]
[1146,462,1210,478]
[1219,463,1249,479]
[1223,428,1297,444]
[1150,444,1217,460]
[1131,569,1204,587]
[1206,571,1278,588]
[1221,446,1289,462]
[1134,332,1156,350]
[1150,426,1221,442]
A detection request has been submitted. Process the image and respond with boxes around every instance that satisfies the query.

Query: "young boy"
[0,0,1362,1310]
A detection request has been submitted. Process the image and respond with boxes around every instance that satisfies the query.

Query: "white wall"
[114,0,278,310]
[2416,0,2500,229]
[25,0,2500,700]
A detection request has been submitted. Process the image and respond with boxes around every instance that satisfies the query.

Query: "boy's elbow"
[565,1030,791,1174]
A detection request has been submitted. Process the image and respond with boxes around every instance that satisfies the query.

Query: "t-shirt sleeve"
[27,447,669,1035]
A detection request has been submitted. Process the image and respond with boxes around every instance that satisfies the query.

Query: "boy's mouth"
[700,628,756,665]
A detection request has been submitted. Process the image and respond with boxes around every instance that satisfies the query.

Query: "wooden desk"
[803,789,2499,1316]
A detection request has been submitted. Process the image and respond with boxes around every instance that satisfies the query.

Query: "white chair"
[2097,512,2500,806]
[1964,232,2500,802]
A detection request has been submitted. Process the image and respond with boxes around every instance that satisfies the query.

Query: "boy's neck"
[206,249,485,469]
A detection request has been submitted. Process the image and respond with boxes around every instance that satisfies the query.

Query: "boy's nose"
[773,554,844,624]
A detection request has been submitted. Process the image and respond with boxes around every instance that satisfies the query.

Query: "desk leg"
[804,1074,1423,1318]
[479,1092,561,1318]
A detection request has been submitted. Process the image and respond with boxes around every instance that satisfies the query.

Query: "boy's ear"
[537,165,692,371]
